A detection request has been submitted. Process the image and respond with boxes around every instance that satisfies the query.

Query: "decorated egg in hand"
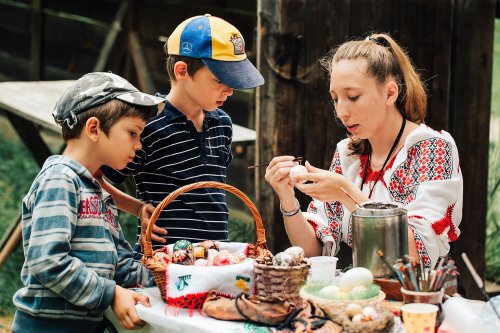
[289,164,308,183]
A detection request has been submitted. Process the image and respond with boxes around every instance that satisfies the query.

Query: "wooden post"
[0,216,22,269]
[128,31,156,94]
[448,0,495,300]
[30,0,43,80]
[93,0,130,72]
[256,0,345,252]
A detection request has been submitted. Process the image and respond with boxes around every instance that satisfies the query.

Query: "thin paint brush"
[247,156,303,169]
[406,263,419,291]
[376,250,404,285]
[462,252,500,320]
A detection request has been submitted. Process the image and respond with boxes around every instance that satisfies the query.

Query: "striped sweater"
[12,155,152,332]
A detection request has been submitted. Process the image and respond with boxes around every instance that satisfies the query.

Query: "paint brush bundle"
[377,251,458,292]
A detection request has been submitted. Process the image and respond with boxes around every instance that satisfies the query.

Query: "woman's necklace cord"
[360,117,406,199]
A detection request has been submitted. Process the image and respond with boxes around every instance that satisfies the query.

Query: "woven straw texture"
[141,181,270,302]
[253,256,310,306]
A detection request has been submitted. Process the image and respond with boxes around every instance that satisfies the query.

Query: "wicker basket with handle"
[141,181,271,302]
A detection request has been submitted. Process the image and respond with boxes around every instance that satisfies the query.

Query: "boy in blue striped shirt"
[12,72,165,333]
[100,15,264,255]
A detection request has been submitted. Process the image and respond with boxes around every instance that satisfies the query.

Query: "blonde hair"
[320,33,427,154]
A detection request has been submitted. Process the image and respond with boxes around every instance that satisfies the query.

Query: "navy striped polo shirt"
[102,101,232,249]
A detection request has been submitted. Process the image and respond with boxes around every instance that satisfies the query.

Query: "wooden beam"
[129,31,156,94]
[93,0,130,72]
[30,0,42,80]
[0,216,22,269]
[5,112,52,167]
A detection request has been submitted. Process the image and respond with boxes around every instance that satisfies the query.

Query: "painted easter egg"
[289,164,308,183]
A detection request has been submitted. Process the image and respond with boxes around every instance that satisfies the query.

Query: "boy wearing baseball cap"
[12,72,165,332]
[101,15,264,253]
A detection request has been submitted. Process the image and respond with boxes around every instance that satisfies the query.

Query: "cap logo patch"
[229,34,245,55]
[181,41,193,54]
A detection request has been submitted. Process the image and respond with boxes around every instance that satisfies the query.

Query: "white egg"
[289,164,308,182]
[319,285,340,299]
[351,314,363,324]
[284,246,305,264]
[351,285,367,294]
[338,267,373,291]
[346,303,363,317]
[362,306,378,320]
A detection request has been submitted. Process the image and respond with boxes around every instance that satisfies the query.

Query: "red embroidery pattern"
[329,149,342,174]
[308,201,318,214]
[389,138,453,204]
[325,201,343,241]
[409,224,431,268]
[431,204,459,241]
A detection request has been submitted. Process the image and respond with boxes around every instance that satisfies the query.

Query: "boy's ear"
[173,61,188,80]
[85,117,101,142]
[385,80,399,106]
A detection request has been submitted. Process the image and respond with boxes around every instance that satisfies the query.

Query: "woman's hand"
[293,161,349,202]
[138,203,167,251]
[264,156,300,200]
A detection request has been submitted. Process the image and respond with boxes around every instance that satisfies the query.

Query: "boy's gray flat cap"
[52,72,165,128]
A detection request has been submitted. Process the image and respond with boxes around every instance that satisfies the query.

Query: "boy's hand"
[111,286,151,330]
[138,204,167,251]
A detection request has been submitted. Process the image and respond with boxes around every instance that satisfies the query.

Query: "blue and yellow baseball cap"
[167,14,264,90]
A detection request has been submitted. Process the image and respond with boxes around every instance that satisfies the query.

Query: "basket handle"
[143,181,267,257]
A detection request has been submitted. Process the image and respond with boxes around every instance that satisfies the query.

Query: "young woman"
[264,33,463,269]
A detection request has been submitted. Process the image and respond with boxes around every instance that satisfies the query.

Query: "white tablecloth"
[104,288,272,333]
[104,287,492,333]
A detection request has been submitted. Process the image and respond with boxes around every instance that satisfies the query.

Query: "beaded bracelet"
[279,199,301,217]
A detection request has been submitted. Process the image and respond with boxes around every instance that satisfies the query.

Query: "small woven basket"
[253,257,310,306]
[141,181,271,302]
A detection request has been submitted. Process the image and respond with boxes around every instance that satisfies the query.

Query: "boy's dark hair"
[62,99,157,141]
[164,42,205,80]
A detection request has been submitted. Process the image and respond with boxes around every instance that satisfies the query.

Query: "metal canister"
[351,201,408,277]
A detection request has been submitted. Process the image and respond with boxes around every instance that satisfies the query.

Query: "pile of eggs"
[318,267,374,300]
[154,240,246,267]
[346,304,379,323]
[272,246,305,267]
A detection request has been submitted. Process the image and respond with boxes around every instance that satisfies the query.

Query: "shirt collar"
[161,100,221,122]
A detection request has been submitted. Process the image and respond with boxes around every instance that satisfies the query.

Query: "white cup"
[308,256,338,284]
[443,296,484,333]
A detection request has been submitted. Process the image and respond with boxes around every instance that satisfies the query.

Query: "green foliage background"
[485,19,500,284]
